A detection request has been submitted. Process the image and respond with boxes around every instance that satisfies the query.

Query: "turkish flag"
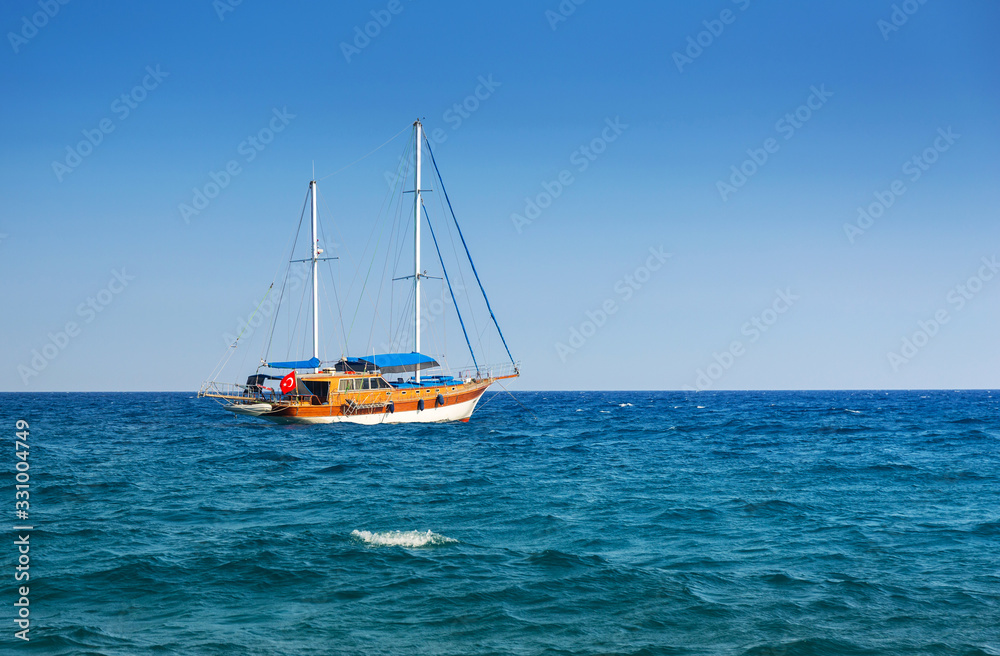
[280,370,296,395]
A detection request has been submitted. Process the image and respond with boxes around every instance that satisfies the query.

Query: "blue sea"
[2,391,999,655]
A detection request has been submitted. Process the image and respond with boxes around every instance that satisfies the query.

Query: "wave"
[654,507,721,522]
[737,499,815,516]
[971,520,1000,536]
[949,417,987,425]
[523,549,607,569]
[740,637,874,656]
[318,463,355,474]
[351,529,457,548]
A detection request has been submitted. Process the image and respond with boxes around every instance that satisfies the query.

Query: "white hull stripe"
[226,394,483,425]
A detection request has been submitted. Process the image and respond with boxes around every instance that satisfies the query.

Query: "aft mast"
[413,120,423,383]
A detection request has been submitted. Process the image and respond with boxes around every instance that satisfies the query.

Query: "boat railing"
[202,381,327,405]
[462,361,520,382]
[198,380,276,401]
[385,361,520,386]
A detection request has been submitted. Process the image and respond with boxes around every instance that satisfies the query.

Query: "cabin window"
[361,378,371,390]
[338,379,356,392]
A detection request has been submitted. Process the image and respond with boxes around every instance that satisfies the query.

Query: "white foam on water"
[619,403,633,407]
[351,529,457,548]
[697,405,705,409]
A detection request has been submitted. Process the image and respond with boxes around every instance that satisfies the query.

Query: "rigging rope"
[497,380,538,420]
[423,136,517,367]
[422,203,479,372]
[344,136,411,348]
[316,124,410,181]
[431,168,483,354]
[263,188,310,365]
[233,284,273,347]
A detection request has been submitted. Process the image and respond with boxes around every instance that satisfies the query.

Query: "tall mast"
[413,120,422,383]
[310,179,319,372]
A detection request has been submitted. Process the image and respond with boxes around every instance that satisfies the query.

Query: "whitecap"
[351,529,457,548]
[697,405,705,409]
[619,403,633,407]
[600,410,610,413]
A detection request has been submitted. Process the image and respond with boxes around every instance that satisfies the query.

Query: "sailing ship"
[198,120,518,424]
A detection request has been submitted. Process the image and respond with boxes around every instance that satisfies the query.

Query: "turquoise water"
[2,391,999,655]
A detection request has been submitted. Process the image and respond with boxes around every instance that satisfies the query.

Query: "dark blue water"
[2,391,998,655]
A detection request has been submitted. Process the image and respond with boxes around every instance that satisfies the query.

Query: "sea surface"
[1,390,999,655]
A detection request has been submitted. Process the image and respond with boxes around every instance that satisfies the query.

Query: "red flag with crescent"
[280,370,296,394]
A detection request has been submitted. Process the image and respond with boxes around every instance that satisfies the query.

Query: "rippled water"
[2,390,999,655]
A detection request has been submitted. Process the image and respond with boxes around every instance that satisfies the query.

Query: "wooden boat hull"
[221,379,496,425]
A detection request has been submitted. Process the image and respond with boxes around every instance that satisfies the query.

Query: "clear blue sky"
[2,0,998,391]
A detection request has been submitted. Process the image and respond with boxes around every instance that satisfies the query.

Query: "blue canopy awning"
[265,357,321,369]
[357,352,438,374]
